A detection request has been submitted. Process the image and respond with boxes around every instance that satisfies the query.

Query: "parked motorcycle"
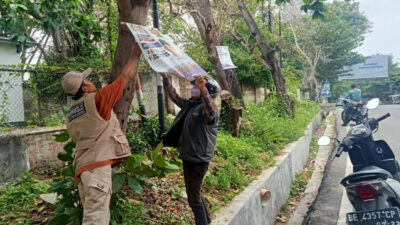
[341,99,368,125]
[319,98,400,225]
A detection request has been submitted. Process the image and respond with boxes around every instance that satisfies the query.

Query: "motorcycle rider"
[342,83,362,126]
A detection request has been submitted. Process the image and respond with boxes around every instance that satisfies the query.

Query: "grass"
[0,173,52,225]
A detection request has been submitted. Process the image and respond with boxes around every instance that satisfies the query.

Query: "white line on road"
[337,126,354,225]
[337,155,354,225]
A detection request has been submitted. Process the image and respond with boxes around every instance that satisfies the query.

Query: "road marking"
[337,126,354,225]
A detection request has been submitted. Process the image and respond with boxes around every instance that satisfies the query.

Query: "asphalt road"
[303,105,400,225]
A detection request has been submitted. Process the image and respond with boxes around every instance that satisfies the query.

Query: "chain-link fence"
[0,69,25,126]
[0,66,116,129]
[0,67,71,128]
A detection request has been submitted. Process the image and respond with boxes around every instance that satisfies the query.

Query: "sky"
[355,0,400,63]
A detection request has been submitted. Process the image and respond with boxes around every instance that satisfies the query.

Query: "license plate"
[347,208,400,225]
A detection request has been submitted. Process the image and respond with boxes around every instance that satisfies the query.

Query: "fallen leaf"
[34,198,44,206]
[276,215,287,223]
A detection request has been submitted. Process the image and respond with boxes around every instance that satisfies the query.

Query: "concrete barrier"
[213,112,323,225]
[0,126,66,183]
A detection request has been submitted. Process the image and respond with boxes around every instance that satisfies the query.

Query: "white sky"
[355,0,400,63]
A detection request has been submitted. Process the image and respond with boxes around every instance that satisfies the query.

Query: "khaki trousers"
[78,165,112,225]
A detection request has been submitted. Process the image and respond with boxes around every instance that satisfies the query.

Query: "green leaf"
[153,142,164,152]
[165,163,180,170]
[153,155,167,168]
[112,174,125,193]
[61,166,75,177]
[63,142,76,153]
[65,207,82,218]
[49,213,70,225]
[54,131,70,142]
[58,152,74,162]
[137,165,157,177]
[127,176,144,195]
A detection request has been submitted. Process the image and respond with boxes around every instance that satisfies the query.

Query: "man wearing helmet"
[161,73,219,225]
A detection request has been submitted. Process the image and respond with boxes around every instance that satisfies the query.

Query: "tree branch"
[231,32,271,69]
[288,20,314,67]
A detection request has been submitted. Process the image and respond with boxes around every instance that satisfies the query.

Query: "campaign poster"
[126,23,206,80]
[215,46,237,70]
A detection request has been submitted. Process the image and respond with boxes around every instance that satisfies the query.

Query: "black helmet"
[205,77,221,95]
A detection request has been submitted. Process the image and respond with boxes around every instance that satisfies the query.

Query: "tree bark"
[187,0,243,99]
[236,0,294,116]
[110,0,151,132]
[187,0,244,135]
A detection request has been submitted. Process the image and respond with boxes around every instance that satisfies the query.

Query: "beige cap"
[61,68,92,96]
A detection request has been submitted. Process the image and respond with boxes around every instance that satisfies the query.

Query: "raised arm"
[161,73,189,108]
[120,43,142,85]
[195,76,217,123]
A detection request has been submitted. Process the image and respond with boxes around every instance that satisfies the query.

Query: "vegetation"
[0,173,51,225]
[0,98,320,224]
[0,0,374,224]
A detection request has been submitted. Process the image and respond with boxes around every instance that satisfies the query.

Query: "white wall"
[0,41,25,123]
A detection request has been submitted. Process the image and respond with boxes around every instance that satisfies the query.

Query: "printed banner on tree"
[215,46,237,70]
[126,23,206,80]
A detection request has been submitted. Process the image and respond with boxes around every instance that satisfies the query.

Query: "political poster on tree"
[215,46,237,70]
[126,23,206,80]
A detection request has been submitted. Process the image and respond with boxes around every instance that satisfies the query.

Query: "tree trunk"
[187,0,242,100]
[187,0,243,135]
[110,0,151,132]
[309,67,318,102]
[236,0,294,116]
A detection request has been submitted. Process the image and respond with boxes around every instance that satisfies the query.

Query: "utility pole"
[262,0,266,23]
[279,7,282,68]
[153,0,165,134]
[268,0,273,33]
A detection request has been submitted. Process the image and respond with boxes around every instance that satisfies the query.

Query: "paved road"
[303,105,400,225]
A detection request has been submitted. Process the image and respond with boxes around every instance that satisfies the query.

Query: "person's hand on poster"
[194,75,207,92]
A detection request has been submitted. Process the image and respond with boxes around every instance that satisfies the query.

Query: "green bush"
[126,115,173,155]
[241,96,321,153]
[208,97,320,196]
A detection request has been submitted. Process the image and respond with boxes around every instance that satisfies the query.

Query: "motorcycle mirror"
[318,136,331,146]
[366,98,380,110]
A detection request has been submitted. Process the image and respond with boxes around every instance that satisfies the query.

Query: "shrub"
[241,96,321,153]
[127,115,173,155]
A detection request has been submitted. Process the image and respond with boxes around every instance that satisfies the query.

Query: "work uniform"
[66,77,131,225]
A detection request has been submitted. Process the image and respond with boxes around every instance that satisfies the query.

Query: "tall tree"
[285,0,369,100]
[110,0,152,132]
[186,0,243,99]
[236,0,294,115]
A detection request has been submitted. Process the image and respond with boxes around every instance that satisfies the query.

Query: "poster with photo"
[215,46,237,70]
[126,23,206,80]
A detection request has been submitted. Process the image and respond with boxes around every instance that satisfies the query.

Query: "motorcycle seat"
[341,165,392,186]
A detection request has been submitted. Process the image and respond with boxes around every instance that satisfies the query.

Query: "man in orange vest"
[61,44,141,225]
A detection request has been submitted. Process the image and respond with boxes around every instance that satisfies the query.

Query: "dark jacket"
[163,99,218,163]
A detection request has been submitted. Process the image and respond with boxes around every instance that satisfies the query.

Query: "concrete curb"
[287,111,336,225]
[213,112,324,225]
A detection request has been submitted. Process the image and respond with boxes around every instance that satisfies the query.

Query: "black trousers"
[183,161,211,225]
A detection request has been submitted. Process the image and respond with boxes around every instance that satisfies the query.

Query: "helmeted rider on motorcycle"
[342,83,362,126]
